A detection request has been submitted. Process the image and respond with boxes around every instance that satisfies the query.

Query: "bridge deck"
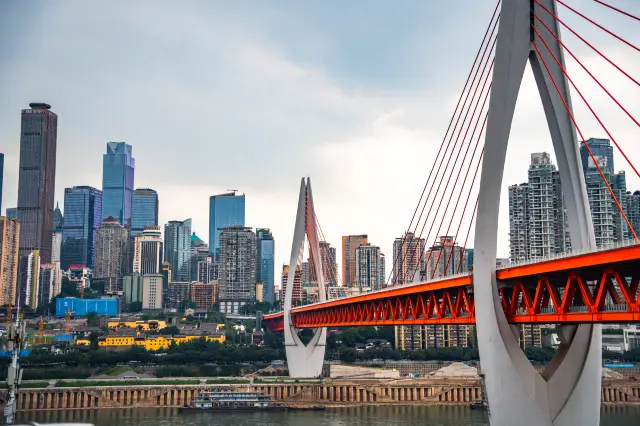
[263,243,640,330]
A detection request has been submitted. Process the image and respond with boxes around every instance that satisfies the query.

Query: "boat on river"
[179,390,286,412]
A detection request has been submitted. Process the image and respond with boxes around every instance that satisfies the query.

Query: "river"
[14,406,640,425]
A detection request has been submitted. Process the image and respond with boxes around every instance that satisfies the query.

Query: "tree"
[339,348,358,363]
[128,301,142,313]
[86,312,99,327]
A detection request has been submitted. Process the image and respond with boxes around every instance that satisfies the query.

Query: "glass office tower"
[209,191,245,259]
[256,228,275,303]
[101,142,135,226]
[61,186,102,269]
[131,188,159,238]
[164,219,192,282]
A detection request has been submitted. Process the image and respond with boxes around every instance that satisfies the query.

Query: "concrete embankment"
[13,379,640,411]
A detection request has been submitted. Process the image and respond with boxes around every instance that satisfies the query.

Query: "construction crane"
[65,307,74,334]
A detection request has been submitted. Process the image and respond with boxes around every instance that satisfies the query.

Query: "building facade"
[310,241,338,287]
[61,186,102,270]
[392,232,426,284]
[132,226,163,275]
[0,217,19,306]
[423,236,469,279]
[130,188,159,239]
[17,103,58,265]
[209,191,245,259]
[164,219,192,282]
[197,256,218,283]
[190,233,209,285]
[123,274,143,306]
[342,234,368,286]
[256,228,275,303]
[355,244,381,290]
[20,249,40,309]
[167,281,191,309]
[281,264,303,306]
[94,217,129,293]
[38,263,61,307]
[218,226,256,314]
[101,142,135,226]
[190,282,216,310]
[142,274,163,311]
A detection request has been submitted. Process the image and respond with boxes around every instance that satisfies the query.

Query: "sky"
[1,0,639,280]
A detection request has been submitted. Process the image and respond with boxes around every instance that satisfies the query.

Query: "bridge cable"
[406,57,495,283]
[532,39,639,240]
[533,14,640,129]
[556,0,640,53]
[534,0,640,87]
[593,0,640,22]
[386,2,501,286]
[533,22,640,179]
[457,196,479,274]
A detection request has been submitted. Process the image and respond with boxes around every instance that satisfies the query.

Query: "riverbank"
[11,378,640,411]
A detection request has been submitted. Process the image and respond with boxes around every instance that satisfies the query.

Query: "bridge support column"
[284,178,327,377]
[475,1,600,425]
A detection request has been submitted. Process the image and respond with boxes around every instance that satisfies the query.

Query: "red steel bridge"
[264,241,640,331]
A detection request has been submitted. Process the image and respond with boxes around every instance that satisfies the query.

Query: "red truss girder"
[263,268,640,331]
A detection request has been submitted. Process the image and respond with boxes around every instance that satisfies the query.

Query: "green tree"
[339,348,358,363]
[86,312,99,327]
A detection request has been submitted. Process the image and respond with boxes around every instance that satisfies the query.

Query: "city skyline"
[1,1,639,281]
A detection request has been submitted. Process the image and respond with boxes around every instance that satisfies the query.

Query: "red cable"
[534,0,640,87]
[556,0,640,53]
[457,196,479,274]
[533,40,638,240]
[425,89,492,280]
[534,14,640,129]
[594,0,640,22]
[315,216,342,288]
[388,12,500,286]
[438,115,488,278]
[449,149,485,275]
[533,24,640,178]
[405,58,495,283]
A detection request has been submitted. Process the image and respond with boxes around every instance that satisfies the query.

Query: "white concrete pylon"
[284,177,326,378]
[474,1,601,425]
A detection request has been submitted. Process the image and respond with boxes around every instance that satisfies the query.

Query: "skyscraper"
[39,263,61,307]
[256,228,275,303]
[94,217,129,293]
[61,186,102,270]
[508,153,570,262]
[17,103,58,266]
[132,226,163,275]
[164,219,192,282]
[0,152,4,214]
[209,191,245,259]
[131,188,159,239]
[342,234,368,286]
[423,236,469,279]
[0,217,19,306]
[190,233,209,283]
[392,232,425,284]
[627,191,640,238]
[579,140,629,246]
[142,274,163,311]
[218,226,256,314]
[52,202,63,231]
[378,252,386,288]
[101,142,135,226]
[19,250,40,309]
[355,244,381,290]
[310,241,338,287]
[51,202,63,263]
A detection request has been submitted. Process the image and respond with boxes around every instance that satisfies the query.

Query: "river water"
[14,406,640,425]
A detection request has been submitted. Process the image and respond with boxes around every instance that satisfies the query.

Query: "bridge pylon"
[283,178,326,377]
[474,1,600,425]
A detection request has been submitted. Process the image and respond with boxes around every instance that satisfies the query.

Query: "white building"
[142,274,163,311]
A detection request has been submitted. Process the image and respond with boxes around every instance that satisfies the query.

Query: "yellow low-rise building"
[99,333,225,351]
[76,339,91,346]
[107,320,168,331]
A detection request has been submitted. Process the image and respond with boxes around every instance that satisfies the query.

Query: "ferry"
[180,390,286,412]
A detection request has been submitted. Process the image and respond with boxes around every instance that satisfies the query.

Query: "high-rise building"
[167,281,191,309]
[94,217,129,293]
[355,244,381,290]
[6,208,17,220]
[101,142,135,226]
[378,252,386,288]
[17,103,57,304]
[123,274,143,306]
[38,263,61,307]
[519,324,543,349]
[52,203,63,264]
[190,233,209,284]
[131,188,159,238]
[61,186,102,270]
[191,282,216,310]
[132,226,163,275]
[424,325,470,348]
[508,153,570,262]
[392,232,426,284]
[423,236,469,279]
[142,274,163,311]
[310,241,338,287]
[209,191,245,259]
[342,235,368,286]
[197,256,217,283]
[465,248,474,272]
[0,153,4,214]
[20,249,40,309]
[0,217,20,306]
[580,140,630,246]
[218,226,256,314]
[281,264,303,306]
[627,190,640,238]
[256,228,275,303]
[164,219,192,282]
[52,202,63,231]
[301,262,311,285]
[161,261,172,290]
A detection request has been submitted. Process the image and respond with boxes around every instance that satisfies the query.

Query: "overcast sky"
[1,0,639,278]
